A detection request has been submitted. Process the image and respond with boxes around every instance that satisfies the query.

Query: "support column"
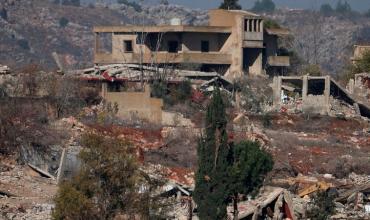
[302,75,308,102]
[57,148,66,184]
[273,76,282,108]
[102,82,107,98]
[251,19,255,32]
[260,20,264,32]
[246,19,250,32]
[324,76,331,113]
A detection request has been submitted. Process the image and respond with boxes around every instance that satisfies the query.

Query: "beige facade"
[94,9,290,79]
[102,84,163,123]
[352,45,370,63]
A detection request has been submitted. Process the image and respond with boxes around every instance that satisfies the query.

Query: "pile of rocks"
[0,64,9,74]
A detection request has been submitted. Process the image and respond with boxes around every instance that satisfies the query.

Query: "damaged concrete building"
[272,75,370,118]
[93,9,290,80]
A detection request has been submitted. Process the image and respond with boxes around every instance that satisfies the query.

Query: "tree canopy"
[228,141,273,218]
[335,0,352,14]
[219,0,242,10]
[251,0,276,13]
[53,133,166,219]
[320,4,334,16]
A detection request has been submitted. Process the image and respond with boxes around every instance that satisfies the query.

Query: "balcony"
[244,32,263,41]
[267,56,290,67]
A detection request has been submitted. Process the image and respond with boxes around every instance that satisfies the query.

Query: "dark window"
[124,40,133,52]
[168,41,179,53]
[201,41,209,52]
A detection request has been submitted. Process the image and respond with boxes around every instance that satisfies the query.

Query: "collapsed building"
[271,75,370,119]
[93,9,290,80]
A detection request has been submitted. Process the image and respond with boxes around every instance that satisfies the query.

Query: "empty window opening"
[201,41,209,52]
[244,19,249,31]
[124,40,133,52]
[168,41,179,53]
[308,79,325,95]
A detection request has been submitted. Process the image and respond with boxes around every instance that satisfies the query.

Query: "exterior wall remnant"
[272,75,331,115]
[352,45,370,63]
[102,84,163,123]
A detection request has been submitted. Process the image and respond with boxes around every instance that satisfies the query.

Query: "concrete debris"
[0,64,10,74]
[27,163,55,180]
[226,186,297,220]
[272,75,370,119]
[0,160,57,220]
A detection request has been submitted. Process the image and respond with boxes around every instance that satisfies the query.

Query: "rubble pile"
[330,97,358,118]
[0,65,10,74]
[0,159,57,220]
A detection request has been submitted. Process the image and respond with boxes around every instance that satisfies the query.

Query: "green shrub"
[306,190,336,220]
[365,9,370,17]
[174,80,192,102]
[151,81,168,99]
[262,113,272,128]
[303,64,322,76]
[251,0,276,13]
[320,4,334,16]
[17,39,30,50]
[53,133,168,219]
[52,183,95,220]
[0,8,7,21]
[151,80,192,106]
[59,17,69,28]
[117,0,142,12]
[264,19,280,29]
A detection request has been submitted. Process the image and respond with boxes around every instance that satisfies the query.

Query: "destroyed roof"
[265,28,290,36]
[227,186,296,220]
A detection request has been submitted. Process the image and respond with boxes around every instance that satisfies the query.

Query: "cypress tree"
[194,87,230,219]
[219,0,242,10]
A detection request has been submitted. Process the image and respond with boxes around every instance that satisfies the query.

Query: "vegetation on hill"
[306,190,336,220]
[194,87,230,219]
[342,50,370,82]
[251,0,276,13]
[219,0,242,10]
[53,133,167,219]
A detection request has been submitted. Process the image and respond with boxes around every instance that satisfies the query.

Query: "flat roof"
[94,25,232,33]
[265,28,290,36]
[209,9,260,18]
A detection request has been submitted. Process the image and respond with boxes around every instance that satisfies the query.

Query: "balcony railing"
[244,32,263,41]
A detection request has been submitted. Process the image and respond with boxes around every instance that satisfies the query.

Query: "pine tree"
[194,87,230,219]
[335,0,351,14]
[219,0,242,10]
[228,141,273,219]
[251,0,276,13]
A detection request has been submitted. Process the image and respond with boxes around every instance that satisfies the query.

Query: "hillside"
[0,1,207,71]
[268,10,370,75]
[1,1,370,75]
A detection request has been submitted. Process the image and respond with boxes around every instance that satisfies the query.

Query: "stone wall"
[102,84,164,123]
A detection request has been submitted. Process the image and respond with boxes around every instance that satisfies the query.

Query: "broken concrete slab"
[27,163,55,180]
